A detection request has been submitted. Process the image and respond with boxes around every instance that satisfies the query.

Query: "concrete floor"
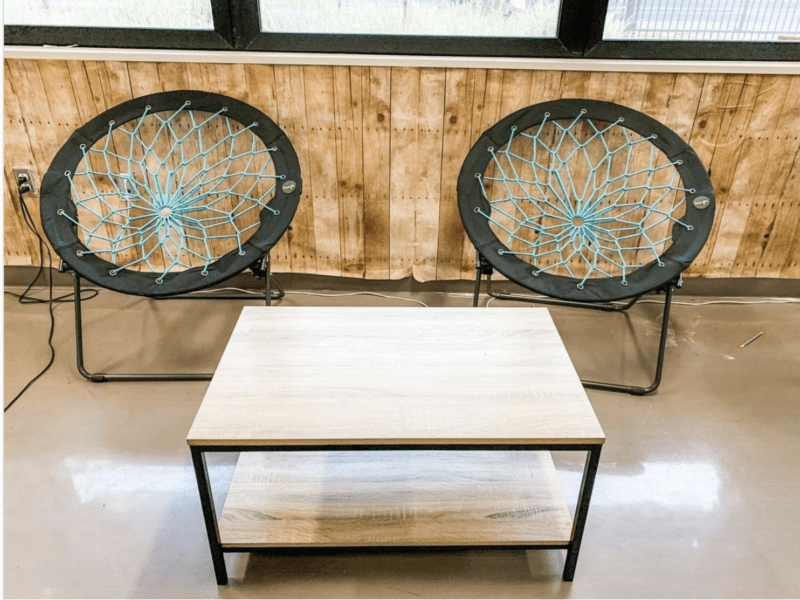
[4,277,800,599]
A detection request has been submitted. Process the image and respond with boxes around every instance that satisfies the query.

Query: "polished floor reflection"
[4,279,800,598]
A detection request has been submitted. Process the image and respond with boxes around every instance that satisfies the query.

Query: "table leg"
[190,447,228,585]
[563,445,602,581]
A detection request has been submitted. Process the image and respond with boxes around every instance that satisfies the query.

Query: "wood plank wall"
[4,59,800,280]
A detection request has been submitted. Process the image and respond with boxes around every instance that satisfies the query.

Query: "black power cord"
[4,174,97,412]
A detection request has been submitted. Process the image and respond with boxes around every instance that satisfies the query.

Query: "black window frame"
[4,0,235,50]
[4,0,799,61]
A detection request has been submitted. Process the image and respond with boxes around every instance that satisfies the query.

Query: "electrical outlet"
[111,173,135,195]
[12,167,36,194]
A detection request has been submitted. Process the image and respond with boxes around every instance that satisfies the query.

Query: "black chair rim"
[39,90,302,298]
[457,98,715,303]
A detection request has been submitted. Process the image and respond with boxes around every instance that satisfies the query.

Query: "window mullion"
[557,0,611,57]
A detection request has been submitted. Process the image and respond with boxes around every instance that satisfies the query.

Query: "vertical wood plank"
[586,71,620,102]
[304,65,341,276]
[36,61,84,147]
[682,74,742,277]
[67,61,105,123]
[499,70,534,117]
[697,74,762,277]
[740,78,800,277]
[177,63,233,265]
[4,61,41,263]
[460,69,505,278]
[614,72,649,111]
[6,59,62,182]
[559,71,591,98]
[640,73,676,124]
[126,61,163,97]
[274,65,317,274]
[437,68,476,280]
[244,64,279,117]
[3,173,35,266]
[243,63,292,272]
[6,59,66,265]
[389,67,420,279]
[156,62,191,91]
[663,73,705,141]
[759,150,800,278]
[214,62,249,102]
[778,217,800,277]
[529,69,563,104]
[184,61,214,91]
[101,61,135,106]
[362,67,392,279]
[39,60,114,266]
[413,68,446,282]
[495,69,534,260]
[333,66,366,277]
[710,76,791,277]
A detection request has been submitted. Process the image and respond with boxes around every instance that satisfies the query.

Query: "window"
[4,0,214,30]
[4,0,799,60]
[257,0,560,38]
[4,0,231,50]
[604,0,800,42]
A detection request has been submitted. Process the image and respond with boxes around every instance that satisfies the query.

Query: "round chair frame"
[39,91,302,381]
[41,90,302,298]
[458,99,715,394]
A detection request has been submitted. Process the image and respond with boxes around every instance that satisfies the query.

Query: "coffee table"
[187,306,605,584]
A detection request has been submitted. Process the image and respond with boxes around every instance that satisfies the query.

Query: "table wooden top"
[187,307,605,446]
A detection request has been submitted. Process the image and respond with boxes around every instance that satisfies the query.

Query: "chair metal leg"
[582,282,675,395]
[71,250,287,382]
[263,252,273,307]
[73,273,215,382]
[473,251,494,307]
[475,252,678,395]
[472,260,483,307]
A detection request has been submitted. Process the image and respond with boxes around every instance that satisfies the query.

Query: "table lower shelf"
[219,450,573,548]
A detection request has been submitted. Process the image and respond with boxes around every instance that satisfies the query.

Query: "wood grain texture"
[437,69,476,280]
[334,66,366,277]
[304,66,342,276]
[218,450,573,547]
[187,307,605,446]
[243,63,292,271]
[361,67,393,279]
[389,67,419,279]
[413,69,446,282]
[5,58,800,281]
[274,65,317,274]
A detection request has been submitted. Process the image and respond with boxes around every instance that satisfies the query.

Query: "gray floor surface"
[4,278,800,599]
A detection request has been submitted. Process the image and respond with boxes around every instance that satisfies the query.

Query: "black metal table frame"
[190,442,603,585]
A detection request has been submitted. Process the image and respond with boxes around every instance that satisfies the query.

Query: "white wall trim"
[4,45,800,74]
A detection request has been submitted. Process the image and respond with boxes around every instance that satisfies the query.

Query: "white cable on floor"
[188,285,798,308]
[285,291,429,307]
